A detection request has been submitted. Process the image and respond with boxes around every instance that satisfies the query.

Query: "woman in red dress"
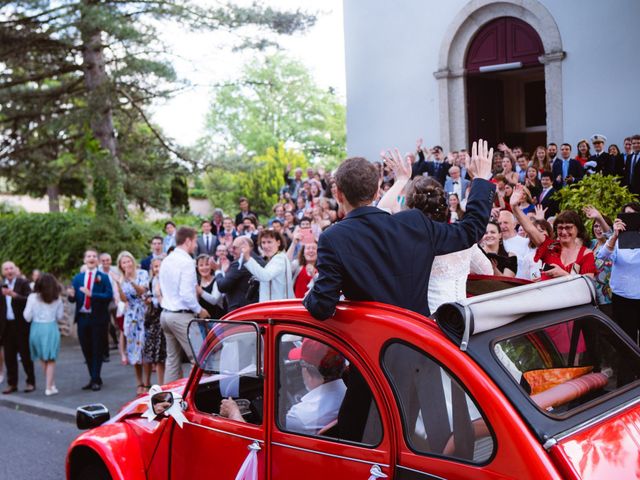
[510,184,596,281]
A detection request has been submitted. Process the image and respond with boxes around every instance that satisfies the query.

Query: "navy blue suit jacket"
[552,158,584,189]
[69,271,113,323]
[303,179,495,320]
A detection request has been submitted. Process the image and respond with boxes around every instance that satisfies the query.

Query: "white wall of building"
[344,0,640,160]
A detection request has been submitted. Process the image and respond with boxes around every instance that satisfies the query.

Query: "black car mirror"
[76,404,110,430]
[151,391,174,416]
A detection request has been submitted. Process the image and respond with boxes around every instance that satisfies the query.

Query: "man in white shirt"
[159,227,210,382]
[220,338,347,436]
[498,210,532,280]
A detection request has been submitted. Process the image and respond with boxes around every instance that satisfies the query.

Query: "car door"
[269,325,394,480]
[169,320,268,479]
[381,339,560,479]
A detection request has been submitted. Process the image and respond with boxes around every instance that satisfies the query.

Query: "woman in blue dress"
[24,273,63,396]
[117,251,149,396]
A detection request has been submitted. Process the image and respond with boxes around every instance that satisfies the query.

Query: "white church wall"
[344,0,640,161]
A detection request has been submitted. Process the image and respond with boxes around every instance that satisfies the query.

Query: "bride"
[378,148,492,314]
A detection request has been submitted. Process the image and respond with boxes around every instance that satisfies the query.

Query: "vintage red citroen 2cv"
[67,275,640,479]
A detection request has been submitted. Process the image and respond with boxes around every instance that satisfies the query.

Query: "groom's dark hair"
[334,157,379,207]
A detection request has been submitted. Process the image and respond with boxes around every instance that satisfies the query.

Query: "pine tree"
[0,1,315,217]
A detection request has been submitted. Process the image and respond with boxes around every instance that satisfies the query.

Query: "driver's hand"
[220,397,245,422]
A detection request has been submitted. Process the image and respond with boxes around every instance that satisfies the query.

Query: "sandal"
[136,384,145,396]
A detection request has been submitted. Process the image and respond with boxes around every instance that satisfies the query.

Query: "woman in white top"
[241,230,294,302]
[24,273,63,396]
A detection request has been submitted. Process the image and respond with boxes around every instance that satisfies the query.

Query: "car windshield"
[493,316,640,417]
[188,320,262,377]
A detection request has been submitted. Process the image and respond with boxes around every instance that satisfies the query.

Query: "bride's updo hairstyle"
[405,176,448,223]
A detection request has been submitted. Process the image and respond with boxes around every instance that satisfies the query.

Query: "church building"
[343,0,640,158]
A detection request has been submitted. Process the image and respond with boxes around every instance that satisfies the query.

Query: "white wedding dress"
[428,244,493,314]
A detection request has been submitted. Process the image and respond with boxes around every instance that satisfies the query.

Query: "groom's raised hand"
[468,138,494,181]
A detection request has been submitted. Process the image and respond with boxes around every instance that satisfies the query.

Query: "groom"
[68,249,113,391]
[304,140,496,320]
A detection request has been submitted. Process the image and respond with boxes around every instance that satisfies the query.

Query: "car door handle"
[368,464,388,479]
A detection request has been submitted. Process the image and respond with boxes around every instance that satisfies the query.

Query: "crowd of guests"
[1,132,639,396]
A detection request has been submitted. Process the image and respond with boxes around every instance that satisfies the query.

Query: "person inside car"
[220,338,346,435]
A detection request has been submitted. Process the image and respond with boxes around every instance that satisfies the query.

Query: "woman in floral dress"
[117,251,149,396]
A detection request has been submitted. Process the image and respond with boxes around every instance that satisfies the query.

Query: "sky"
[151,0,346,146]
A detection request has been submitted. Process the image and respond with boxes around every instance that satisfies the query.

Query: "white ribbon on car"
[235,441,261,480]
[141,385,187,428]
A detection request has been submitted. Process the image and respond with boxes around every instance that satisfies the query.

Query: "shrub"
[0,213,154,281]
[553,174,638,221]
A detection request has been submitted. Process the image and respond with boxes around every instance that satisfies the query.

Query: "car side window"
[192,327,264,425]
[276,333,382,446]
[382,342,494,464]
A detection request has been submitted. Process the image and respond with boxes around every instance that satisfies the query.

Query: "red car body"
[67,287,640,479]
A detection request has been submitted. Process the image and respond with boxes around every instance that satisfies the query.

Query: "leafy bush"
[554,174,638,221]
[0,213,154,281]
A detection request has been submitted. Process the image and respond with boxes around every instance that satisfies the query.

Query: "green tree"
[0,2,315,217]
[203,52,346,163]
[209,142,307,217]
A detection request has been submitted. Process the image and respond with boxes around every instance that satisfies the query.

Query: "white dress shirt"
[159,248,202,314]
[80,268,97,313]
[4,277,16,320]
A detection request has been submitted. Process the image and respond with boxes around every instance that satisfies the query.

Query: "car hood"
[549,399,640,479]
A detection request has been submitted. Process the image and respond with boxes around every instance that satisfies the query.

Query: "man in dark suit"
[196,219,218,257]
[552,143,584,189]
[215,236,265,312]
[67,249,113,391]
[1,261,34,394]
[538,171,559,218]
[235,197,259,227]
[141,236,164,271]
[304,140,496,320]
[624,134,640,195]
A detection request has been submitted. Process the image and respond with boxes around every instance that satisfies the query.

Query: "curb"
[0,395,76,424]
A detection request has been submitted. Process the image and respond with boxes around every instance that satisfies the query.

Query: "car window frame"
[273,330,385,449]
[380,338,498,467]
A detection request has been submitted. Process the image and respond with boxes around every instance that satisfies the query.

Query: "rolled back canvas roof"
[434,275,597,350]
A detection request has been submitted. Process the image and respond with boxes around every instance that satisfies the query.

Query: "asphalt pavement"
[0,334,185,422]
[0,404,77,480]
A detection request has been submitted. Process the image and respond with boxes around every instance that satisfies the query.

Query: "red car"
[67,275,640,479]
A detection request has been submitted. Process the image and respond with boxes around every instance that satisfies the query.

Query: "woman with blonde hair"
[116,250,149,395]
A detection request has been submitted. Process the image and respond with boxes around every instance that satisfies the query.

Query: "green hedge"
[0,213,155,281]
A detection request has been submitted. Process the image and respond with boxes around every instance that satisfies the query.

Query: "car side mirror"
[151,391,174,416]
[76,404,110,430]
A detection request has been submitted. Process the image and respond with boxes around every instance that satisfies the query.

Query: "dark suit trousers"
[612,293,640,346]
[77,313,108,383]
[2,320,35,387]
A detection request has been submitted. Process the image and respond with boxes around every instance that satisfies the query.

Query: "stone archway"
[434,0,565,151]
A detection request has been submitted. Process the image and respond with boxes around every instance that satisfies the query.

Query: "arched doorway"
[466,17,546,152]
[434,0,565,152]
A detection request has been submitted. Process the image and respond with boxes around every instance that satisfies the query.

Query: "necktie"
[84,271,92,310]
[632,153,638,183]
[205,235,210,252]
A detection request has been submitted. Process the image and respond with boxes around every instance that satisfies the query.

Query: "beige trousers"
[160,311,194,383]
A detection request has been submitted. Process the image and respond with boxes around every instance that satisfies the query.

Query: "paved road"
[0,405,78,479]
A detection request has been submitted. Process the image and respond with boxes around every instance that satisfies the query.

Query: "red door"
[269,326,394,480]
